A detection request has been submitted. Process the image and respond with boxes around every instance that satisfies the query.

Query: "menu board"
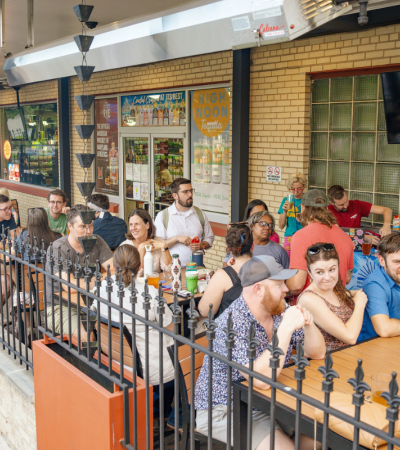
[190,88,230,216]
[94,98,119,195]
[121,91,186,127]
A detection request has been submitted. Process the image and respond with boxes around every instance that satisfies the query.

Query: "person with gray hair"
[245,210,289,268]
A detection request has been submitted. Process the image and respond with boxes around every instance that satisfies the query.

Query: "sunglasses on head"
[307,243,335,255]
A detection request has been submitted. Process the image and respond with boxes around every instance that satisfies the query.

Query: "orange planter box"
[33,339,152,450]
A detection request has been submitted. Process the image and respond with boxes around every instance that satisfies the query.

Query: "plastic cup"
[186,270,198,294]
[371,373,391,406]
[287,193,294,210]
[147,273,159,289]
[362,243,372,256]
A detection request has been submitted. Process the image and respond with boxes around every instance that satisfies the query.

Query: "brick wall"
[248,23,400,241]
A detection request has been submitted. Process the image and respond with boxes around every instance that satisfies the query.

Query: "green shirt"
[46,208,67,235]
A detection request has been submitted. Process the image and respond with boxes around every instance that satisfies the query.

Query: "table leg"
[233,383,248,450]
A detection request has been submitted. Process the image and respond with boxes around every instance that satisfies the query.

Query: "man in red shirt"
[287,189,355,295]
[327,185,392,243]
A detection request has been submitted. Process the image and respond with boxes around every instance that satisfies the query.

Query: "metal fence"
[1,229,400,450]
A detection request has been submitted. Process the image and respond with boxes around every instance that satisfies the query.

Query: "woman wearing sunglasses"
[278,172,307,258]
[297,243,367,350]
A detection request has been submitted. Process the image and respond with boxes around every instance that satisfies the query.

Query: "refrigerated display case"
[154,137,184,215]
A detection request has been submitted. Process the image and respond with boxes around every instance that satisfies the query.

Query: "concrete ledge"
[0,336,34,404]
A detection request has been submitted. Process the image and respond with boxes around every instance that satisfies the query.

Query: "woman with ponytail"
[97,245,178,427]
[198,224,253,318]
[298,243,367,350]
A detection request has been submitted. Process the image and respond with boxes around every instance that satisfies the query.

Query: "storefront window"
[190,87,230,218]
[0,103,59,187]
[310,74,399,227]
[94,97,119,195]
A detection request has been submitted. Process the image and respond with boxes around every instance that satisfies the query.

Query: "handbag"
[314,392,400,449]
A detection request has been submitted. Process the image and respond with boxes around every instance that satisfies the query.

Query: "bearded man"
[358,233,400,341]
[194,255,326,450]
[154,177,214,266]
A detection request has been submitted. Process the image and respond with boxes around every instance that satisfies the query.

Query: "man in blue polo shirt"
[86,194,127,250]
[358,233,400,341]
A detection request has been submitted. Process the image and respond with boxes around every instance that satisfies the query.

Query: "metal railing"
[1,229,400,450]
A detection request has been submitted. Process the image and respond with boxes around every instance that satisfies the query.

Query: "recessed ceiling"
[0,0,217,79]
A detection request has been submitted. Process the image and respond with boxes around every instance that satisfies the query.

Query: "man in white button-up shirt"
[154,178,215,266]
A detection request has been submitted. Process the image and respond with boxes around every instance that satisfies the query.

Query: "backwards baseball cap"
[301,189,329,208]
[238,255,298,287]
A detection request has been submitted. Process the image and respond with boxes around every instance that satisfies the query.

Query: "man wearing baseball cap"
[195,255,326,449]
[286,189,354,295]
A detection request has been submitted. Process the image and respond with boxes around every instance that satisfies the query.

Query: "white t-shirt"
[154,203,215,266]
[97,275,175,386]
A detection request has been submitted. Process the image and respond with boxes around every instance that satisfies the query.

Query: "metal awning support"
[4,0,353,86]
[27,0,34,48]
[0,0,11,59]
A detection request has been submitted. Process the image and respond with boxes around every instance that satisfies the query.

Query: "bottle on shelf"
[152,103,158,126]
[158,103,164,126]
[169,102,174,125]
[212,140,222,184]
[194,143,203,183]
[143,105,149,126]
[202,139,212,183]
[173,101,180,126]
[393,215,400,231]
[222,134,230,185]
[163,102,169,126]
[179,99,186,126]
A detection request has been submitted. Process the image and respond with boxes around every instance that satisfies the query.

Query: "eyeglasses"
[49,201,63,205]
[307,243,335,255]
[0,207,12,213]
[255,221,275,229]
[289,188,304,193]
[179,189,195,195]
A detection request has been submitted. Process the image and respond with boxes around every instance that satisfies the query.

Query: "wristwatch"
[161,246,169,252]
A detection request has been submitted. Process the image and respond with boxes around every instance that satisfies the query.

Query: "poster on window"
[94,98,119,195]
[121,91,186,127]
[190,88,230,215]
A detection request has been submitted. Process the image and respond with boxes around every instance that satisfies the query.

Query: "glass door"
[122,134,151,222]
[122,133,186,221]
[153,136,184,215]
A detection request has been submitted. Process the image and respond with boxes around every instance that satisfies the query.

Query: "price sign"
[266,165,282,183]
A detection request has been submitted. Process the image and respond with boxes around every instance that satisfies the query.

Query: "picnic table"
[233,336,400,450]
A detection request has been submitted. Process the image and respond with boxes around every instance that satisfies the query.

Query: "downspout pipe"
[26,0,34,48]
[0,0,11,58]
[358,0,368,25]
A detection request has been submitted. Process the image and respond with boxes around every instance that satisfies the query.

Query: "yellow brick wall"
[248,23,400,242]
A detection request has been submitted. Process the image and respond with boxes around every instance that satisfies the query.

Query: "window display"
[121,91,185,127]
[1,103,59,187]
[190,87,230,216]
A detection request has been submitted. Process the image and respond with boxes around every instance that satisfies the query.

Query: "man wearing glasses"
[327,185,392,244]
[0,194,18,233]
[247,211,290,269]
[46,189,70,235]
[154,177,214,266]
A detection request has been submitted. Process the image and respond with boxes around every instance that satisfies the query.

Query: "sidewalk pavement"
[0,436,11,450]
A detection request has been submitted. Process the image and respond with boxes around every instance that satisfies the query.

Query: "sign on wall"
[121,91,186,127]
[94,98,119,195]
[191,87,230,216]
[266,165,282,183]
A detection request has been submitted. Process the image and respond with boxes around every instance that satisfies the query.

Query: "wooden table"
[233,336,400,450]
[57,269,205,336]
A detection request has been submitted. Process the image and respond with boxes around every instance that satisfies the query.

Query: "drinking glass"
[371,373,391,406]
[287,193,294,210]
[147,273,159,289]
[362,242,372,256]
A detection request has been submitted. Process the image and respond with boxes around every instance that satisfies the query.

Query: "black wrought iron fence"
[0,228,400,450]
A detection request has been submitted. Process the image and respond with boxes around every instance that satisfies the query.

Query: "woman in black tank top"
[198,224,253,318]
